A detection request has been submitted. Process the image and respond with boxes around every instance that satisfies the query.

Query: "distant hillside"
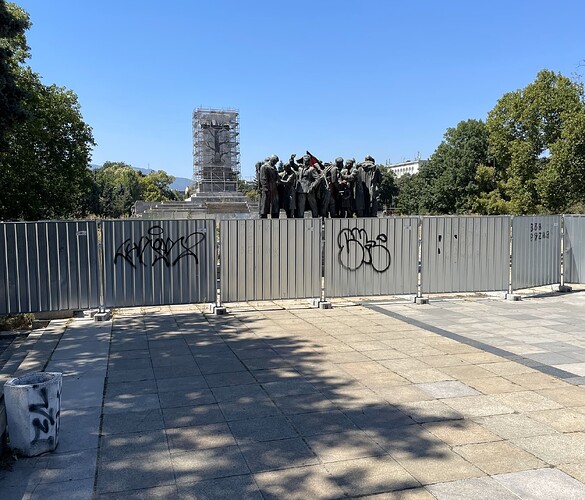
[90,164,192,191]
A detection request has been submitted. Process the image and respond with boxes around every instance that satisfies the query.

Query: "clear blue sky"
[16,0,585,181]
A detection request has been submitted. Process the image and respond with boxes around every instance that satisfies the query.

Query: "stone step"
[205,202,250,214]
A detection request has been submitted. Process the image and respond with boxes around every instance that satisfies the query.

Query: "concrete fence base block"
[415,297,429,304]
[211,305,227,315]
[308,298,332,309]
[506,293,522,301]
[34,311,73,320]
[553,284,573,293]
[94,310,111,322]
[4,372,62,457]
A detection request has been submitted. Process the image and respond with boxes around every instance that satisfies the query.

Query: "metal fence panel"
[421,216,510,294]
[102,219,215,307]
[511,215,561,290]
[324,217,419,297]
[0,221,99,314]
[220,219,321,302]
[562,215,585,284]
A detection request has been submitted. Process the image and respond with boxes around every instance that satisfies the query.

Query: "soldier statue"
[280,154,298,218]
[315,162,331,217]
[326,157,344,218]
[342,158,366,217]
[361,155,382,216]
[258,155,280,218]
[296,154,319,218]
[339,158,355,218]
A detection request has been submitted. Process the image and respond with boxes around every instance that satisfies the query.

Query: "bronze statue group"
[257,152,382,219]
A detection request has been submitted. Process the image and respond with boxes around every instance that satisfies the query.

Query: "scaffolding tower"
[192,108,240,193]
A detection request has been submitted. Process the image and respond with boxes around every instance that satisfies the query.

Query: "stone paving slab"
[254,465,344,500]
[427,476,522,499]
[6,297,585,497]
[493,468,585,499]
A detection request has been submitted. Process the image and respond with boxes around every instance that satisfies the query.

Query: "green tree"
[0,1,30,148]
[394,173,422,215]
[237,178,259,202]
[89,163,181,217]
[138,170,178,202]
[471,164,509,215]
[0,2,95,220]
[92,162,141,218]
[0,68,95,220]
[377,166,398,211]
[485,69,585,214]
[417,119,490,214]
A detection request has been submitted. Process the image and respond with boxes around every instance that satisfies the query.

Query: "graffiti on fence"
[114,225,206,268]
[437,233,458,254]
[29,386,60,446]
[529,222,550,242]
[337,227,391,272]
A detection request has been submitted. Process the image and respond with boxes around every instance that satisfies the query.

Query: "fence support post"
[210,219,227,315]
[556,215,572,292]
[94,220,112,321]
[415,216,428,304]
[506,216,521,301]
[319,217,332,309]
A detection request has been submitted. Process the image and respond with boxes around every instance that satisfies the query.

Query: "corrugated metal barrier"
[511,215,561,290]
[101,219,216,307]
[563,215,585,284]
[0,221,100,314]
[324,217,419,297]
[2,215,583,313]
[421,216,511,294]
[220,219,321,302]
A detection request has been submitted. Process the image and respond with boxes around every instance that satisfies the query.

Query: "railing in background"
[0,221,99,314]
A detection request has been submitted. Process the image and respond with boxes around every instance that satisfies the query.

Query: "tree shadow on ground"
[92,306,486,498]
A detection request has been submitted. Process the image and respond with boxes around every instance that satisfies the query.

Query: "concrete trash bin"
[4,372,62,457]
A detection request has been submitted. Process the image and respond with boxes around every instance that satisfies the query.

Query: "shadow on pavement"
[94,308,479,498]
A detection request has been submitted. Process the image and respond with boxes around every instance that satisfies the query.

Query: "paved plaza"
[3,292,585,498]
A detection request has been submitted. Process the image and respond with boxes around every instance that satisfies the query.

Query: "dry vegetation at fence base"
[0,314,34,332]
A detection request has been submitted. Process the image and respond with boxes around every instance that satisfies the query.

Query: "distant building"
[387,159,426,178]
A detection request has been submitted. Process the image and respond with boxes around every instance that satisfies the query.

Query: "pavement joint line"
[364,303,581,384]
[93,319,113,497]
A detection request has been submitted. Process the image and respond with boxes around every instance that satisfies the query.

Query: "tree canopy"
[394,70,585,216]
[0,1,95,221]
[377,166,398,211]
[415,119,490,214]
[483,69,585,214]
[89,162,179,218]
[0,1,30,148]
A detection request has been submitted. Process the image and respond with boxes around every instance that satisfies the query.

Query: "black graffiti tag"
[29,387,58,445]
[337,227,391,273]
[114,226,206,268]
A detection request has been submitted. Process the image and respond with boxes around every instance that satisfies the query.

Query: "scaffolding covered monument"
[133,107,254,220]
[192,108,241,194]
